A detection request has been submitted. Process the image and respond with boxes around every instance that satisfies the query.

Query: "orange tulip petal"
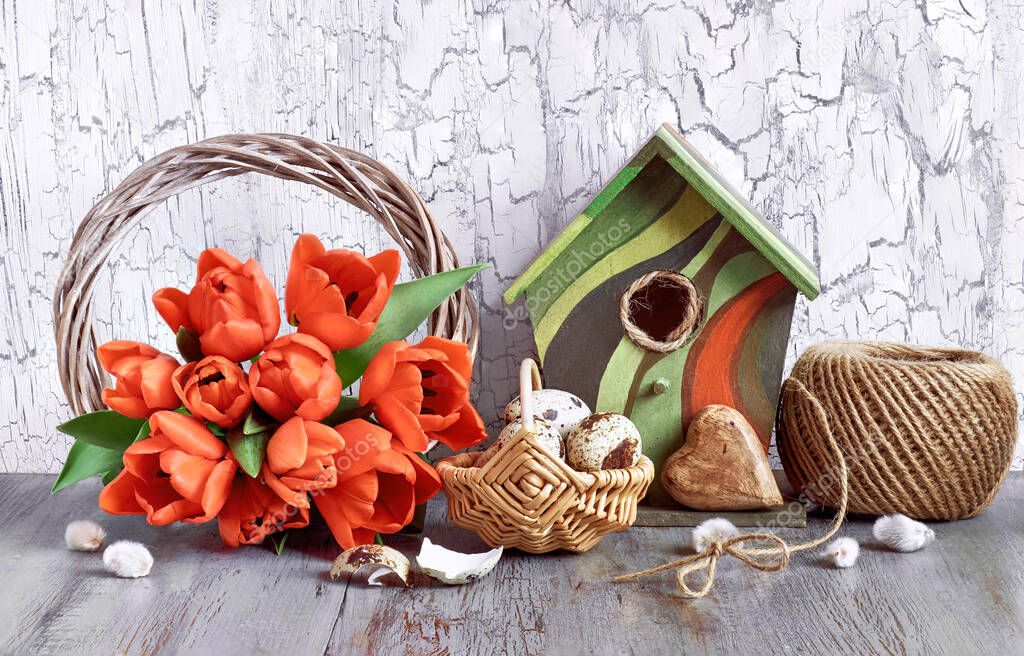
[101,390,151,419]
[367,471,415,533]
[98,469,145,515]
[299,312,372,351]
[315,470,378,548]
[373,401,429,452]
[200,319,266,363]
[138,355,181,410]
[357,341,405,403]
[333,419,392,481]
[152,288,192,332]
[286,234,328,318]
[431,405,488,451]
[159,450,218,503]
[394,441,443,504]
[306,422,347,454]
[262,466,310,509]
[197,247,243,278]
[150,411,227,460]
[267,417,310,473]
[242,259,282,341]
[198,459,238,519]
[368,249,402,288]
[418,336,473,375]
[97,341,160,372]
[294,389,341,423]
[135,478,204,526]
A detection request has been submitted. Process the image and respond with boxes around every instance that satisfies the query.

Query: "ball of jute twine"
[777,341,1017,521]
[52,133,479,416]
[614,379,848,598]
[619,270,704,352]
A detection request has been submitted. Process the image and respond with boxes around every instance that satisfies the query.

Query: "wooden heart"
[661,404,783,510]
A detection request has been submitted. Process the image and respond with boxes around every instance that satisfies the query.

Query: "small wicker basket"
[437,359,654,553]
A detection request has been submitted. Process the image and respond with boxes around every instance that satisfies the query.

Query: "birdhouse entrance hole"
[619,270,704,352]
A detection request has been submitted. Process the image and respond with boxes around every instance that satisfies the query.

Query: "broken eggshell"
[330,544,410,587]
[416,538,503,585]
[504,389,591,437]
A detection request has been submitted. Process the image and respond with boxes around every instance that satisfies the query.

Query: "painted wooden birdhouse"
[503,124,820,506]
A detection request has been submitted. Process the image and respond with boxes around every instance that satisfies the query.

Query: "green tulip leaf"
[57,410,147,451]
[272,532,288,556]
[243,407,277,436]
[228,426,271,478]
[334,264,488,385]
[51,440,125,493]
[134,421,152,443]
[206,422,227,437]
[321,396,368,426]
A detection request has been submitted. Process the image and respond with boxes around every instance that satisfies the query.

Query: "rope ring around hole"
[619,270,704,353]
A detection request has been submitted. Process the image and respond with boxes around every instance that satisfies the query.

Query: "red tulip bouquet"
[53,234,488,550]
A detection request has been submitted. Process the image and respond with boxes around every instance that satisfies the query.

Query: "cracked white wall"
[1,0,1022,472]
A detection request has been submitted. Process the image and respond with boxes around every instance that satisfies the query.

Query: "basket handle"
[519,358,544,432]
[53,133,480,416]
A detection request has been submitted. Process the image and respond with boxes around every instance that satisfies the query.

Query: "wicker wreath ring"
[53,133,479,416]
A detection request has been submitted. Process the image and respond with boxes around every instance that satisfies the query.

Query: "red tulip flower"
[262,417,347,509]
[313,419,441,549]
[153,248,281,363]
[248,333,343,422]
[97,341,181,419]
[99,411,237,525]
[285,233,400,351]
[218,476,310,547]
[172,356,252,428]
[359,336,486,452]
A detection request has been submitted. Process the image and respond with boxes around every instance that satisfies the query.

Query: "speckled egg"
[475,418,564,466]
[565,413,642,472]
[503,389,592,438]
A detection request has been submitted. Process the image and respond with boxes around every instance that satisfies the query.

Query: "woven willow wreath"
[53,133,479,416]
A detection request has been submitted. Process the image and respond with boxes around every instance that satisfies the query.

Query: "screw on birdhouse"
[651,378,671,395]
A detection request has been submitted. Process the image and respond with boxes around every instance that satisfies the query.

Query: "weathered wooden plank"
[0,475,350,655]
[328,475,1024,655]
[1,473,1023,654]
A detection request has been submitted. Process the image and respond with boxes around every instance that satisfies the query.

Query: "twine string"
[613,378,849,598]
[776,341,1016,521]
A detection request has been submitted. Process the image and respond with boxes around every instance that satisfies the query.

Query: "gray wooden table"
[1,473,1021,655]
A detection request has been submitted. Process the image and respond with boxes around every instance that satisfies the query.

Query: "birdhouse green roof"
[504,124,821,303]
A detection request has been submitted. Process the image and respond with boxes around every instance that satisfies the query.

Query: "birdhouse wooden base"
[632,471,806,527]
[632,503,807,528]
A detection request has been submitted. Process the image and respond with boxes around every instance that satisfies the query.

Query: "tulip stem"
[271,532,288,556]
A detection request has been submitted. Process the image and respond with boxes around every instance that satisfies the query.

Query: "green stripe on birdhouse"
[504,124,820,304]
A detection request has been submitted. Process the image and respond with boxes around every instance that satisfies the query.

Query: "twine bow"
[614,379,850,598]
[613,532,791,598]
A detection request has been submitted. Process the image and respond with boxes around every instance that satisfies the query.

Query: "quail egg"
[476,418,564,466]
[565,413,642,471]
[503,389,591,438]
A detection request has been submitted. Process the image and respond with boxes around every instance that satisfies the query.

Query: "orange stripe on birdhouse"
[685,272,790,451]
